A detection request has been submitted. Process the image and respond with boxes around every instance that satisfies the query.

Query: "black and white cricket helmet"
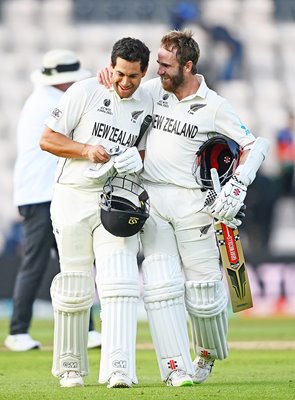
[193,134,241,190]
[100,173,150,237]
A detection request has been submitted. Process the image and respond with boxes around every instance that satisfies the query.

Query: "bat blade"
[215,221,253,313]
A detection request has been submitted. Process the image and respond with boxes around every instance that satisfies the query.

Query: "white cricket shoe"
[107,372,132,388]
[4,334,40,352]
[60,371,84,387]
[192,356,215,384]
[166,370,193,387]
[87,330,102,349]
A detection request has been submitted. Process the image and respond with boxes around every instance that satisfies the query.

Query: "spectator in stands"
[170,1,243,86]
[170,1,199,30]
[4,49,101,351]
[275,111,295,197]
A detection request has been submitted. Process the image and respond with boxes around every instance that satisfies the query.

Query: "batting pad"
[142,254,194,380]
[51,271,95,377]
[185,280,228,360]
[96,251,139,384]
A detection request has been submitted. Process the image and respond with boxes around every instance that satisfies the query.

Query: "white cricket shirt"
[141,75,255,188]
[13,85,62,206]
[45,77,153,190]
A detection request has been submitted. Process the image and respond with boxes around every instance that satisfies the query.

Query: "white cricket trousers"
[141,182,221,281]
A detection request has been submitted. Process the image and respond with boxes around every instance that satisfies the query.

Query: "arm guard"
[234,137,270,186]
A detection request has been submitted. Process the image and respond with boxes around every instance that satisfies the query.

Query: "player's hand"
[216,215,242,230]
[210,176,247,220]
[114,147,143,174]
[83,144,110,163]
[97,67,113,89]
[204,189,246,229]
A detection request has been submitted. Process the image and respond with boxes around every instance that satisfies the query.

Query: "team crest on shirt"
[157,93,170,108]
[188,103,206,115]
[97,98,113,115]
[131,110,144,123]
[51,108,62,119]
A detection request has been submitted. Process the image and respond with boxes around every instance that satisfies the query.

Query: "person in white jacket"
[5,49,101,352]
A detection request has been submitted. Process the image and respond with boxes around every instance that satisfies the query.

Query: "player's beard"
[160,66,184,93]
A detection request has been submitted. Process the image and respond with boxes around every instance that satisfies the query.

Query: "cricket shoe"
[192,356,215,384]
[107,372,132,388]
[60,371,84,387]
[166,370,193,387]
[4,334,40,352]
[87,330,102,349]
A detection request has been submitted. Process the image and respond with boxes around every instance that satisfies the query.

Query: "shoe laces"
[167,369,188,382]
[197,356,214,370]
[172,370,187,377]
[61,371,80,379]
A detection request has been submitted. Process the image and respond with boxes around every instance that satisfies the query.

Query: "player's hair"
[160,30,200,74]
[111,37,150,72]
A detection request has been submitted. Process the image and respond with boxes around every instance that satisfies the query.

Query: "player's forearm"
[40,126,91,159]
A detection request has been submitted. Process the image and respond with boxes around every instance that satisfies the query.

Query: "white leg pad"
[51,272,95,377]
[185,280,229,360]
[96,251,139,384]
[142,254,194,380]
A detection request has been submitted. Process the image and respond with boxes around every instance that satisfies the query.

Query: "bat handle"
[210,168,221,194]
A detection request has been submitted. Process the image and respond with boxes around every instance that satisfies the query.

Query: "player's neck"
[174,75,200,101]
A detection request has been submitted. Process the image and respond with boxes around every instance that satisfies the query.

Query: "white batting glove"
[210,176,247,220]
[114,147,143,174]
[203,189,242,229]
[218,216,242,230]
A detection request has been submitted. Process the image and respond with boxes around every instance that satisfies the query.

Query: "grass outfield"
[0,316,295,399]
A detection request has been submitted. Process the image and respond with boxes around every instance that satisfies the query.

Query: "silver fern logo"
[188,103,206,114]
[131,110,144,123]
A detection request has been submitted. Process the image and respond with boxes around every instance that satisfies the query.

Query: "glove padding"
[218,215,242,230]
[204,188,246,230]
[210,176,247,220]
[114,147,143,174]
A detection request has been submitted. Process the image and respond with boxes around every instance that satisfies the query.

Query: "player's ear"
[184,60,193,73]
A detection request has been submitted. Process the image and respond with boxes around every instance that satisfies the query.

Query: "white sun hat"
[30,49,92,85]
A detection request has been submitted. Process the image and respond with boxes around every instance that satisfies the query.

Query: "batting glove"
[114,147,143,174]
[210,176,247,220]
[218,215,242,230]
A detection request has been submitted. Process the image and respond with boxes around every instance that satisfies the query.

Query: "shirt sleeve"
[214,100,256,148]
[45,82,88,137]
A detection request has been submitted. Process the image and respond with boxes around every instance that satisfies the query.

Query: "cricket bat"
[211,168,253,313]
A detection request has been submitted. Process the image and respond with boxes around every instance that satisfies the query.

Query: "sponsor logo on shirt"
[51,108,62,119]
[97,98,113,115]
[240,124,251,135]
[157,93,170,108]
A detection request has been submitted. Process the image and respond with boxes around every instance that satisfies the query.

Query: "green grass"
[0,316,295,399]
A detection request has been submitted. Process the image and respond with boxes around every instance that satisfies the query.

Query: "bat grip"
[210,168,221,194]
